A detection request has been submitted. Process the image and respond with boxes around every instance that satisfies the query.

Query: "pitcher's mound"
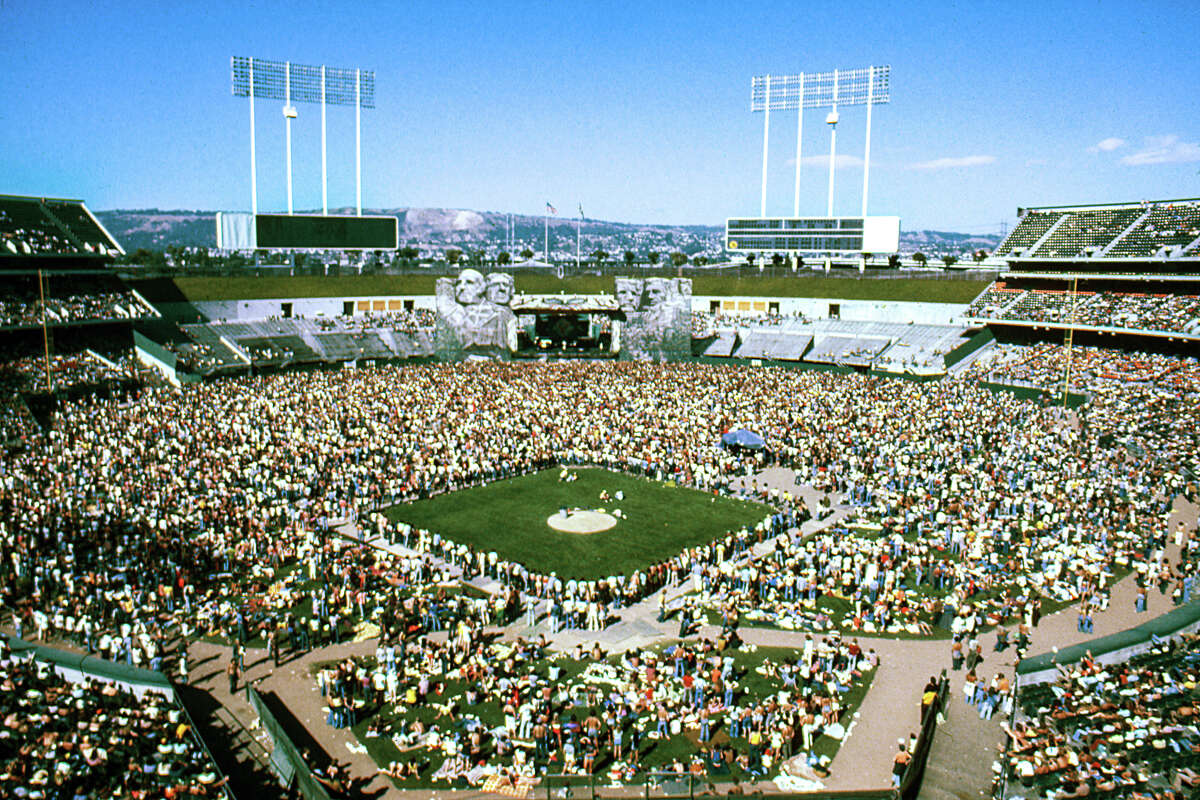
[547,510,618,534]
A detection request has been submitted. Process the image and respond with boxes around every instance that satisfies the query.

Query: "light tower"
[232,57,375,216]
[751,65,889,217]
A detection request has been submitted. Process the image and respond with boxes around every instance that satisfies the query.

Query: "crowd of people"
[0,646,228,798]
[320,629,874,788]
[1002,635,1200,799]
[0,289,155,328]
[967,344,1200,478]
[965,282,1200,336]
[1,361,1195,661]
[0,349,154,398]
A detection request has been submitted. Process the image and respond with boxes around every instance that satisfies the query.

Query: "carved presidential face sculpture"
[644,278,671,307]
[454,269,486,305]
[615,279,644,313]
[486,273,515,306]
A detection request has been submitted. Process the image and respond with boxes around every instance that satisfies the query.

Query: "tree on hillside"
[913,252,927,267]
[624,250,636,268]
[124,248,167,269]
[445,249,462,266]
[398,246,419,262]
[520,248,534,260]
[497,251,511,265]
[745,253,756,267]
[888,254,901,269]
[647,251,660,265]
[670,252,688,267]
[693,255,708,267]
[942,255,958,267]
[973,249,988,263]
[771,253,784,268]
[592,250,609,268]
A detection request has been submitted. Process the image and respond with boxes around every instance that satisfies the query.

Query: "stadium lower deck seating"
[174,313,437,372]
[965,282,1200,335]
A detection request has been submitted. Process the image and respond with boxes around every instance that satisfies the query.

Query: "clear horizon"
[2,0,1198,235]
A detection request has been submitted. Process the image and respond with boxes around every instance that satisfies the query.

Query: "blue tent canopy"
[721,428,765,449]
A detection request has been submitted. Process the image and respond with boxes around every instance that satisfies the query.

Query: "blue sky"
[2,0,1198,234]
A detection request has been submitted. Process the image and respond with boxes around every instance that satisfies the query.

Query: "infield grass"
[382,468,771,580]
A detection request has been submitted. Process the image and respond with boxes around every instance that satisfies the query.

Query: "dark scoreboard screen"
[254,214,398,249]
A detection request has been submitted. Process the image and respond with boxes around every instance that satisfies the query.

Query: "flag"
[546,202,557,215]
[579,204,584,219]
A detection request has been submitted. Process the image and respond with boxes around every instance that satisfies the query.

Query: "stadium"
[3,187,1200,800]
[3,15,1200,800]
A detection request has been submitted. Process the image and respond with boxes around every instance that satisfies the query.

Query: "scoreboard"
[216,212,398,250]
[726,216,900,254]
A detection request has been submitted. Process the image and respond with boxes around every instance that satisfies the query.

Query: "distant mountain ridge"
[94,207,1001,253]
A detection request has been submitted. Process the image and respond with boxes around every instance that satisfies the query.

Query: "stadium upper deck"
[994,198,1200,271]
[0,194,124,263]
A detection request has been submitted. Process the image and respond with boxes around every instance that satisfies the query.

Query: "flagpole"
[576,207,581,274]
[544,214,549,264]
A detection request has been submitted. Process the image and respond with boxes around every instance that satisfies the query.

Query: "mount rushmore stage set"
[435,271,692,362]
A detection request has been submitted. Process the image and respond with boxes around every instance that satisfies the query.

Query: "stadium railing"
[897,671,950,800]
[1015,597,1200,686]
[246,685,334,800]
[543,771,898,800]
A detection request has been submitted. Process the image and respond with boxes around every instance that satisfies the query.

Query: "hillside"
[95,208,1000,254]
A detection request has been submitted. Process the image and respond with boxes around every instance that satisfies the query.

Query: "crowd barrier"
[246,685,334,800]
[1015,597,1200,685]
[898,670,950,800]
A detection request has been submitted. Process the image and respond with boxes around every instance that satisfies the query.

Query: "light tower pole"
[284,61,296,216]
[826,69,838,218]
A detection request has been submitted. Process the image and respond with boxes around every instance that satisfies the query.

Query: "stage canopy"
[721,428,765,449]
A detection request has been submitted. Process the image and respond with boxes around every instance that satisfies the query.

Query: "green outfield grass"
[157,274,990,303]
[334,644,873,789]
[381,468,770,580]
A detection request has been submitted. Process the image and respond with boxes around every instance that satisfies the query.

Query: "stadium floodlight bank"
[751,65,890,218]
[231,56,375,217]
[216,212,398,251]
[725,216,900,254]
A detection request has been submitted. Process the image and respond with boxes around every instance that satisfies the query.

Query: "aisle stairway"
[917,696,1003,800]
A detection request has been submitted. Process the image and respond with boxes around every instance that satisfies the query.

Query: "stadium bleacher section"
[1003,636,1200,800]
[994,211,1066,257]
[0,651,230,798]
[696,314,969,373]
[0,195,122,258]
[0,274,157,328]
[172,310,437,373]
[1035,207,1144,259]
[1107,203,1200,258]
[964,284,1200,336]
[996,199,1200,261]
